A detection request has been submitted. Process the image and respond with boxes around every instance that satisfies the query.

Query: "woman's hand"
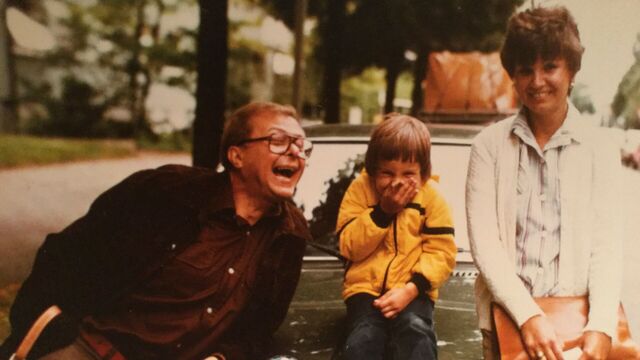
[578,331,611,360]
[520,315,564,360]
[372,282,418,319]
[379,179,418,214]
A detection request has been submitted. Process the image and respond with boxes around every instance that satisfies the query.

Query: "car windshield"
[293,135,473,262]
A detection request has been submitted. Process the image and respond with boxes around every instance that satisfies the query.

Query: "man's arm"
[1,166,200,358]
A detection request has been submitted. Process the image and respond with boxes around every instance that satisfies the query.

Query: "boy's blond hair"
[364,113,431,179]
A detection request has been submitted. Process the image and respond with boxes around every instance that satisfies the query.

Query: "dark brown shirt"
[82,170,307,359]
[1,165,309,360]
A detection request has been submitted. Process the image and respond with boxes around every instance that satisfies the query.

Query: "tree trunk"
[129,0,146,137]
[0,0,17,133]
[384,52,403,114]
[322,0,346,124]
[410,48,429,117]
[192,0,227,168]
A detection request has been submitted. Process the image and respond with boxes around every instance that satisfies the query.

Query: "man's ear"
[227,146,243,169]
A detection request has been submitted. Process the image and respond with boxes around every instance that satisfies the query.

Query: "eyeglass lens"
[269,134,312,158]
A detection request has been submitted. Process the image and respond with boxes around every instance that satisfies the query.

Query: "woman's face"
[513,57,573,119]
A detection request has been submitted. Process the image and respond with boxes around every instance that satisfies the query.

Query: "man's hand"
[520,315,564,360]
[372,282,419,319]
[578,331,611,360]
[379,179,418,215]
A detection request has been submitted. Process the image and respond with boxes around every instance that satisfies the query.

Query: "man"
[0,102,313,360]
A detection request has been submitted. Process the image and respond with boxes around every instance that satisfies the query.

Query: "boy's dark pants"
[343,293,438,360]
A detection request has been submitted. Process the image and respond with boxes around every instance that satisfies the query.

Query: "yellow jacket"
[337,171,457,301]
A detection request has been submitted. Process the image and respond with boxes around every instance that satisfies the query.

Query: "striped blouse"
[511,114,576,297]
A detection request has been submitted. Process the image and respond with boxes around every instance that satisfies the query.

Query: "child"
[336,114,457,360]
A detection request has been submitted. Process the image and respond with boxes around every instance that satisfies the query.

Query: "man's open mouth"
[273,166,296,178]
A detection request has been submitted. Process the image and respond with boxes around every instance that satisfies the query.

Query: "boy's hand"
[379,179,418,215]
[373,282,419,319]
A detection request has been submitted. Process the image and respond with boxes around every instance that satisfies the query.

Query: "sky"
[532,0,640,116]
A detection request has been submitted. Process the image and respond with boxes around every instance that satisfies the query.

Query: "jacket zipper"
[380,217,398,294]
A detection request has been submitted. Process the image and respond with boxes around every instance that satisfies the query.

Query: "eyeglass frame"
[236,133,313,160]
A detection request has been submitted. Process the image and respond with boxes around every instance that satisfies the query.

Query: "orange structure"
[423,51,518,114]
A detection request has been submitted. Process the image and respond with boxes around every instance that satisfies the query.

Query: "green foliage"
[22,77,133,138]
[21,0,199,138]
[0,135,135,168]
[570,82,595,115]
[612,54,640,129]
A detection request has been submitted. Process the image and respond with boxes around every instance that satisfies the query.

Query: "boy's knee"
[395,311,434,336]
[343,323,386,359]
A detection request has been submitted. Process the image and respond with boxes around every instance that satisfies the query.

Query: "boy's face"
[372,159,423,197]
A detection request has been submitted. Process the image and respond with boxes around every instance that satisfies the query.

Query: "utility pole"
[292,0,307,115]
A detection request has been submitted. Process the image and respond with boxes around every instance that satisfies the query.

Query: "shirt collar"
[200,171,284,223]
[510,102,584,150]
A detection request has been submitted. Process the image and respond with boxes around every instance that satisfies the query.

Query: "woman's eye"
[516,68,532,76]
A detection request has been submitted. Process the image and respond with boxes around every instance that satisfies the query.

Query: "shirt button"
[228,267,235,275]
[206,307,213,314]
[537,267,544,274]
[176,343,182,349]
[170,243,177,250]
[246,230,250,236]
[542,230,548,238]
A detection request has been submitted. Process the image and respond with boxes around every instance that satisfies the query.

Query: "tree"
[0,0,16,133]
[570,82,595,115]
[343,0,523,115]
[192,0,227,168]
[1,0,47,133]
[257,0,347,123]
[611,33,640,129]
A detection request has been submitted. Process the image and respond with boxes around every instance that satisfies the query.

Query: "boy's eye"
[543,62,558,71]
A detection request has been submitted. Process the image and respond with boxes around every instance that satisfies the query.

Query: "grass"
[0,135,137,168]
[0,284,19,342]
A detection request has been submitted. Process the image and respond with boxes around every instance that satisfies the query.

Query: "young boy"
[336,114,457,360]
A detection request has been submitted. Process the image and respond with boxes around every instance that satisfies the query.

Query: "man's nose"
[287,142,306,160]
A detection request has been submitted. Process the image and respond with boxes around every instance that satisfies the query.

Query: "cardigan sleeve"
[466,126,543,327]
[584,137,624,337]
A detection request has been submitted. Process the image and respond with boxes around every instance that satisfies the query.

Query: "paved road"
[0,153,639,339]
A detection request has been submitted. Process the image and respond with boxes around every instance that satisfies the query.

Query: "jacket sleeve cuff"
[409,273,432,297]
[370,205,393,228]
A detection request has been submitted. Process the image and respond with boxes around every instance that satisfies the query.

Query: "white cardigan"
[465,104,623,337]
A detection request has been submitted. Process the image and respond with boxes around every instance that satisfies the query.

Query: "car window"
[294,140,472,262]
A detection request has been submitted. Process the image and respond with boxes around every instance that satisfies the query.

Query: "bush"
[23,77,133,139]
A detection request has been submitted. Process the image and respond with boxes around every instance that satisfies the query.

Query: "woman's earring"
[568,82,575,95]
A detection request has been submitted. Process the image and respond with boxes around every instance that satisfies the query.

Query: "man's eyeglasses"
[237,133,313,160]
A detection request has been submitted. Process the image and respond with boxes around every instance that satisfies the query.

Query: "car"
[271,121,492,359]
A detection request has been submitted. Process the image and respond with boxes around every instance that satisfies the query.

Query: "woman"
[466,6,623,360]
